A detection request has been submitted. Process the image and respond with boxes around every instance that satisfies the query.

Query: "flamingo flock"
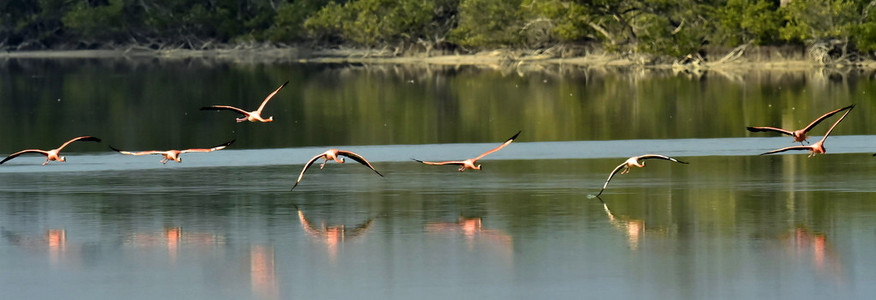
[0,82,863,196]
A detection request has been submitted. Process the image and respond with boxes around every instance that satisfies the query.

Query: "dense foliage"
[4,0,876,59]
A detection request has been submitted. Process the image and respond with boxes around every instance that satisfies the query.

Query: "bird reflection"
[250,245,279,300]
[598,198,646,250]
[123,227,223,263]
[780,226,843,281]
[2,228,78,267]
[425,216,513,261]
[296,208,374,262]
[46,229,67,264]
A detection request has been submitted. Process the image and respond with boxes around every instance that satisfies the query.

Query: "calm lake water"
[1,58,876,299]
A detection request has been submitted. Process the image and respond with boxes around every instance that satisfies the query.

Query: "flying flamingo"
[412,131,521,172]
[596,154,689,197]
[760,106,853,157]
[747,104,854,145]
[291,149,383,190]
[200,81,288,122]
[1,136,101,165]
[109,139,235,164]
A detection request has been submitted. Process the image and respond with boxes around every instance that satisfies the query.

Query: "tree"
[520,0,594,46]
[711,0,782,46]
[305,0,439,47]
[449,0,523,48]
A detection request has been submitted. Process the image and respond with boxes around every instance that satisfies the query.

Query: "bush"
[305,0,437,47]
[711,0,781,46]
[268,0,330,42]
[521,0,593,45]
[63,0,126,41]
[779,0,858,43]
[450,0,523,48]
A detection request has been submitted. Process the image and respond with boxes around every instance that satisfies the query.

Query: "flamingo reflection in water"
[598,199,646,250]
[296,207,374,262]
[2,228,80,267]
[425,216,513,262]
[597,197,677,250]
[124,227,224,263]
[250,245,279,300]
[779,226,843,282]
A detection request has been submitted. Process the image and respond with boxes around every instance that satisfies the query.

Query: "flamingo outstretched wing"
[412,158,466,166]
[200,105,250,116]
[109,146,167,156]
[596,162,628,197]
[818,105,854,142]
[292,153,326,190]
[638,154,689,164]
[337,150,383,176]
[800,104,855,133]
[57,136,101,151]
[473,131,521,161]
[746,126,794,136]
[256,81,289,114]
[760,145,812,156]
[180,139,236,153]
[1,149,50,164]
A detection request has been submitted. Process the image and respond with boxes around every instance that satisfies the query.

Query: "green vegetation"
[5,0,876,60]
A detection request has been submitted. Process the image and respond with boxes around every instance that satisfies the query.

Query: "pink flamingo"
[747,104,854,145]
[760,105,854,157]
[200,81,288,122]
[110,140,235,164]
[1,136,101,165]
[291,149,383,190]
[413,131,520,172]
[596,154,688,197]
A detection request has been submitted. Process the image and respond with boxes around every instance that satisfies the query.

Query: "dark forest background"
[3,0,876,61]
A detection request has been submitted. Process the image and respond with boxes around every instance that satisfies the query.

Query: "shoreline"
[2,47,873,71]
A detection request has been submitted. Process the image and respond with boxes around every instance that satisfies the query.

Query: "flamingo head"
[59,156,66,162]
[265,116,274,122]
[475,164,482,170]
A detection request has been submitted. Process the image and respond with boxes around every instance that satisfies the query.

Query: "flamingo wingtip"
[509,130,521,140]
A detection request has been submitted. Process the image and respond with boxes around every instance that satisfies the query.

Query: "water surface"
[1,59,876,299]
